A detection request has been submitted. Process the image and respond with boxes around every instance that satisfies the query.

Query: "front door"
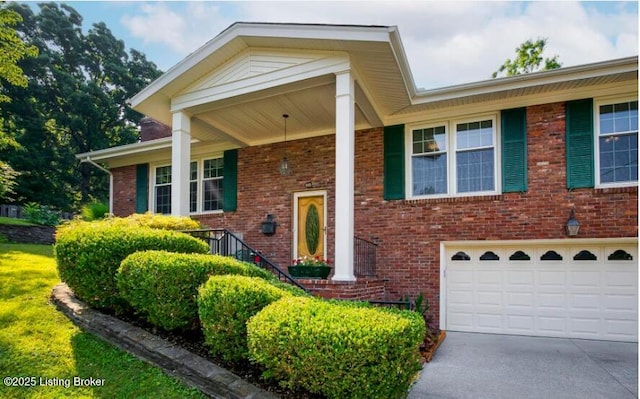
[293,191,327,260]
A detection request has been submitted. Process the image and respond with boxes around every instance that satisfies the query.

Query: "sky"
[44,1,639,90]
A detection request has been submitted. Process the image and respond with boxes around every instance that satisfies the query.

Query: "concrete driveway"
[408,332,638,399]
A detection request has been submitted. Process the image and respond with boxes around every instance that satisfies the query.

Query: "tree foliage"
[0,3,38,202]
[0,2,162,210]
[492,38,561,78]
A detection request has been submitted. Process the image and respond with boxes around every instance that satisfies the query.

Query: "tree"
[492,38,561,78]
[0,3,37,202]
[0,3,162,210]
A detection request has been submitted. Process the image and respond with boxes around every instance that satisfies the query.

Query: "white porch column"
[332,70,356,281]
[171,111,191,216]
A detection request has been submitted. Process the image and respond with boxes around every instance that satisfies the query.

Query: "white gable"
[181,48,331,95]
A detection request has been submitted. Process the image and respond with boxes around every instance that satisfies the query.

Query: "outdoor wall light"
[261,214,277,236]
[565,208,580,237]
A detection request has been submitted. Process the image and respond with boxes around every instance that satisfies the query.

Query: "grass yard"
[0,217,35,226]
[0,243,206,399]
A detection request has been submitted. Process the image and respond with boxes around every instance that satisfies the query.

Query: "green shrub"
[247,297,425,399]
[54,220,209,311]
[81,201,110,221]
[117,251,268,330]
[119,212,201,230]
[23,202,60,226]
[198,275,291,361]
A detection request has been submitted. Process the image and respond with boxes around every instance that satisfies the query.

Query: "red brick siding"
[111,101,638,324]
[354,102,637,322]
[112,165,137,217]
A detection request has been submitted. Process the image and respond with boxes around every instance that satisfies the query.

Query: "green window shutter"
[383,124,405,200]
[135,164,149,213]
[501,107,528,192]
[566,99,594,189]
[223,149,238,212]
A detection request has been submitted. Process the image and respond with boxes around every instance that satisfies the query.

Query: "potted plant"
[288,256,332,279]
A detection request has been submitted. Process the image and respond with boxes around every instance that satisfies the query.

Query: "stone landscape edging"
[50,283,278,399]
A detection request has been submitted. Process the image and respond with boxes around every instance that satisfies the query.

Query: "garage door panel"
[570,293,602,309]
[507,270,534,285]
[538,271,566,286]
[445,241,638,342]
[604,294,637,311]
[477,291,502,305]
[477,313,503,329]
[506,291,534,307]
[538,316,566,334]
[537,293,566,309]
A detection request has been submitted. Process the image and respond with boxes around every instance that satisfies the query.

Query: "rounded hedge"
[117,251,280,330]
[198,275,291,361]
[247,297,425,399]
[54,220,209,311]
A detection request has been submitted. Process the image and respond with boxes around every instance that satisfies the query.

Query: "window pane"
[412,154,447,195]
[155,166,171,185]
[457,120,493,149]
[155,185,171,214]
[204,158,223,179]
[203,179,224,211]
[456,148,495,193]
[190,162,198,181]
[412,126,446,154]
[600,101,639,134]
[190,181,197,213]
[599,132,638,183]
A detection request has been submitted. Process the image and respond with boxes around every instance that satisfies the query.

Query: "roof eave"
[412,56,638,104]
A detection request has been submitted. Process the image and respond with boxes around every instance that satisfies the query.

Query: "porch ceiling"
[186,77,373,147]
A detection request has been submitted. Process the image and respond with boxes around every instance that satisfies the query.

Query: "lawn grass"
[0,217,35,226]
[0,243,206,399]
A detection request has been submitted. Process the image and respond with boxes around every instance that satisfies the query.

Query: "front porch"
[184,227,393,302]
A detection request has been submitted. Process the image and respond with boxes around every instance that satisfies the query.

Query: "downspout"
[79,156,113,215]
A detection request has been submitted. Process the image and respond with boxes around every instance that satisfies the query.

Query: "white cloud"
[120,1,638,89]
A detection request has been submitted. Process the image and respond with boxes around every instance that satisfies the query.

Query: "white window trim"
[150,156,225,215]
[151,163,172,214]
[406,114,501,200]
[594,96,639,189]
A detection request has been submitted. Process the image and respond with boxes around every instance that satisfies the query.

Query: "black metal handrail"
[354,236,377,277]
[182,228,308,293]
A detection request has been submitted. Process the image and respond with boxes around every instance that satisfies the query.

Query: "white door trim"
[292,190,328,260]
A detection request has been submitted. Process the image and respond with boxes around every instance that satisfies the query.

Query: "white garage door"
[444,241,638,342]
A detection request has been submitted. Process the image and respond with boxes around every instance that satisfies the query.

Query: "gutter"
[79,156,113,215]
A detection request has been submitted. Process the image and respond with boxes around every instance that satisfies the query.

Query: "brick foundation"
[296,278,387,300]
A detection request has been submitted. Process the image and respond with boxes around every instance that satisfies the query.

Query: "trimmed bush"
[54,220,209,311]
[117,212,201,230]
[117,252,279,330]
[247,297,425,399]
[198,275,291,361]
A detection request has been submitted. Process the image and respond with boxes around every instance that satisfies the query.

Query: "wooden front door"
[294,191,326,259]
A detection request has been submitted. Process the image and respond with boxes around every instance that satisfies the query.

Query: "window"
[409,116,498,198]
[190,162,197,213]
[154,165,171,214]
[596,100,638,186]
[152,157,224,214]
[202,158,224,212]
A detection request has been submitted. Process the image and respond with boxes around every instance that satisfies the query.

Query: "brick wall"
[111,101,638,325]
[353,102,638,322]
[112,165,137,217]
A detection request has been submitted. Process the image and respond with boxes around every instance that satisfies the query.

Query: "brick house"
[77,23,638,342]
